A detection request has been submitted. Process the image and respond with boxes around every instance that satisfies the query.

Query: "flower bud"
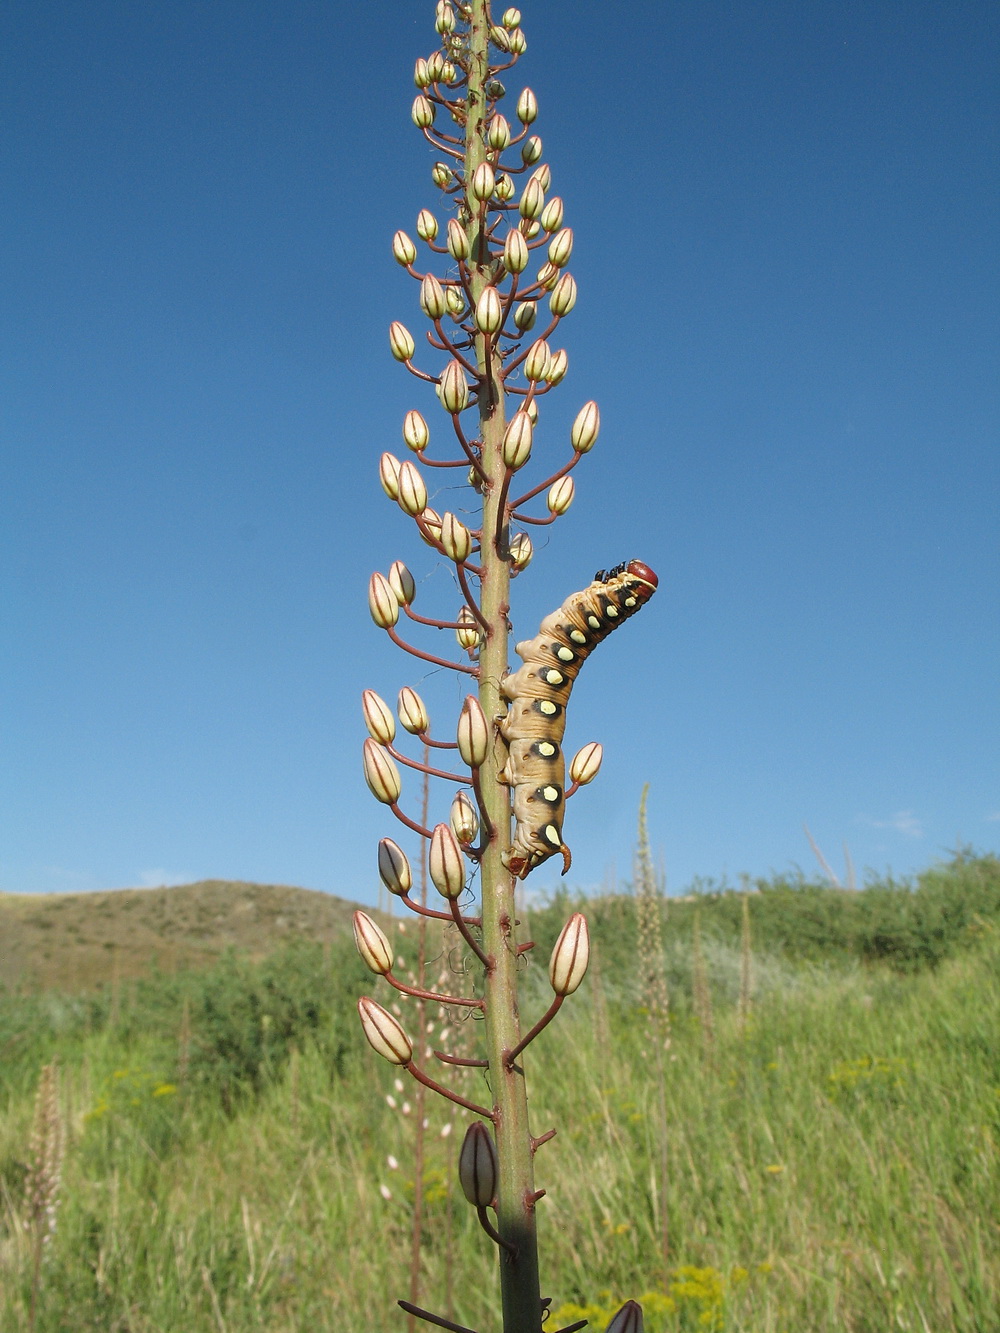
[569,741,603,785]
[519,177,545,221]
[368,572,400,628]
[420,274,447,321]
[418,507,442,547]
[490,25,512,52]
[520,218,541,239]
[439,360,470,414]
[363,738,402,805]
[485,77,506,100]
[545,348,568,384]
[441,59,457,84]
[547,476,575,515]
[392,230,417,267]
[524,339,550,382]
[446,218,470,262]
[416,209,438,241]
[389,322,415,362]
[446,285,466,319]
[450,790,479,845]
[431,162,452,189]
[396,461,428,516]
[494,173,515,202]
[457,694,489,768]
[429,822,466,899]
[513,301,537,331]
[524,398,539,424]
[379,452,402,500]
[435,1,455,35]
[388,560,416,606]
[414,57,431,88]
[508,28,526,55]
[458,1121,498,1206]
[516,87,538,124]
[412,95,435,129]
[502,412,533,469]
[354,911,393,975]
[536,261,559,292]
[358,996,412,1065]
[378,838,412,896]
[426,51,446,83]
[475,286,503,335]
[403,409,429,453]
[571,400,600,453]
[605,1302,644,1333]
[509,531,533,570]
[547,227,573,268]
[362,689,396,745]
[521,134,542,165]
[529,162,551,192]
[503,229,529,275]
[398,686,430,736]
[539,196,564,233]
[549,912,590,996]
[455,605,481,650]
[470,162,495,202]
[502,7,522,28]
[487,114,511,151]
[441,512,472,562]
[549,272,577,318]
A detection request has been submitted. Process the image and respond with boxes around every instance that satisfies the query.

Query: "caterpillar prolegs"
[498,559,658,879]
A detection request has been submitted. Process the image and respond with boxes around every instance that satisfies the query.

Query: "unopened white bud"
[354,911,393,975]
[420,274,447,320]
[389,322,415,362]
[513,301,537,331]
[545,348,568,384]
[396,461,428,516]
[571,400,600,453]
[504,229,529,274]
[502,7,521,28]
[455,606,480,651]
[519,177,545,221]
[450,790,479,845]
[416,209,438,242]
[521,135,542,165]
[524,339,550,382]
[397,686,429,736]
[494,173,515,202]
[502,412,533,469]
[547,476,575,515]
[358,997,412,1065]
[414,57,431,88]
[539,196,564,233]
[388,560,416,606]
[362,690,396,745]
[547,227,573,268]
[378,838,412,896]
[412,95,435,129]
[439,360,470,413]
[549,913,590,996]
[379,452,401,500]
[432,162,452,189]
[509,531,533,570]
[549,272,577,317]
[488,115,511,151]
[440,512,472,562]
[516,87,538,124]
[471,162,495,202]
[446,285,466,318]
[393,230,417,267]
[508,27,526,55]
[475,286,504,335]
[429,822,466,899]
[435,1,455,35]
[403,410,429,453]
[363,739,401,805]
[569,741,603,785]
[446,218,470,261]
[529,162,551,192]
[457,694,489,767]
[368,572,399,628]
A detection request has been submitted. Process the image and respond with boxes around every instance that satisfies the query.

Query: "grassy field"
[0,854,997,1331]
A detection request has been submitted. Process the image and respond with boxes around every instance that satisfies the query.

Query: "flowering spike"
[378,838,412,897]
[605,1302,644,1333]
[388,560,416,606]
[571,400,600,453]
[368,572,400,628]
[549,913,590,996]
[547,476,574,515]
[398,686,430,736]
[403,409,429,453]
[379,452,402,500]
[450,790,479,845]
[569,741,603,785]
[441,512,473,562]
[429,822,466,899]
[393,230,418,267]
[396,460,428,516]
[363,738,402,805]
[353,911,394,975]
[389,322,415,363]
[457,694,489,767]
[458,1121,498,1206]
[362,689,397,745]
[358,997,412,1065]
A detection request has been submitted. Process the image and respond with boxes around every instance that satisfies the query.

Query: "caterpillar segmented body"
[499,559,658,879]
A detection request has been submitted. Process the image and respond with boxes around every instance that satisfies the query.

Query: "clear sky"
[2,0,997,904]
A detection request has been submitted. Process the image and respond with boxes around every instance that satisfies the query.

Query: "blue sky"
[2,0,997,903]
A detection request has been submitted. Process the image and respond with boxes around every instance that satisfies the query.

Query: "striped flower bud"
[539,196,564,233]
[414,57,431,88]
[450,790,479,845]
[495,173,515,202]
[363,739,401,805]
[547,227,573,268]
[509,531,533,570]
[358,997,412,1065]
[509,28,526,55]
[502,7,522,28]
[455,605,480,650]
[441,512,472,562]
[458,1121,498,1206]
[529,162,552,192]
[396,461,428,516]
[545,348,568,385]
[429,822,466,899]
[368,572,400,628]
[441,59,457,83]
[549,272,577,317]
[403,409,429,453]
[420,274,447,320]
[389,322,415,362]
[418,507,442,547]
[426,51,446,82]
[490,25,512,52]
[571,400,600,453]
[502,411,533,469]
[521,134,542,165]
[547,475,575,515]
[549,912,590,996]
[362,690,396,745]
[475,286,503,335]
[513,301,537,331]
[412,95,435,129]
[431,162,451,189]
[439,360,470,414]
[488,114,511,151]
[379,452,402,500]
[397,686,429,736]
[388,560,416,606]
[471,162,495,202]
[536,261,559,291]
[520,217,541,239]
[457,694,489,768]
[569,741,603,785]
[416,209,438,241]
[392,230,417,267]
[516,87,538,124]
[446,218,470,261]
[503,229,529,274]
[435,1,455,35]
[353,911,393,975]
[519,177,545,221]
[378,838,412,897]
[605,1302,644,1333]
[524,339,550,382]
[524,398,539,425]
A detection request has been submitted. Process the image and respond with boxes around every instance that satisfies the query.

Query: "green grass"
[0,854,997,1331]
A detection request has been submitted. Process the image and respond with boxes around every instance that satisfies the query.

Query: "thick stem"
[465,8,542,1331]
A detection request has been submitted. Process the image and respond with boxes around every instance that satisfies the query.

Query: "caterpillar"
[498,559,658,879]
